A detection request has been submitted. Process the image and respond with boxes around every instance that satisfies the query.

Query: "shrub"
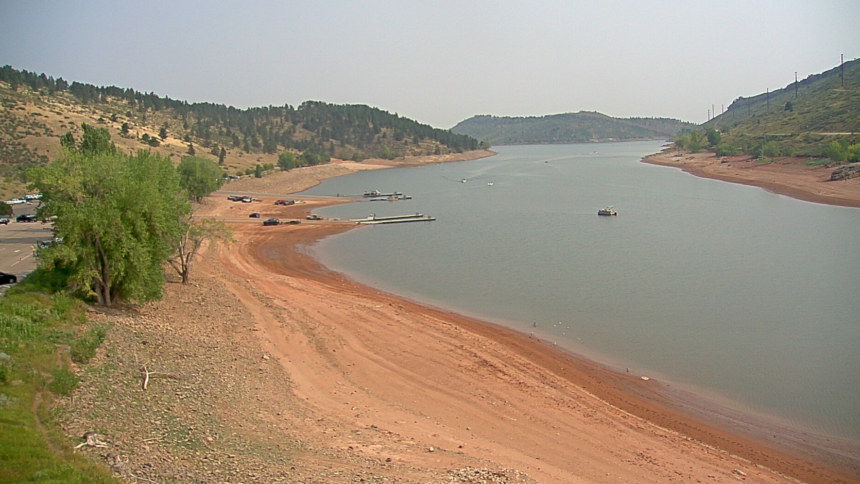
[48,368,79,395]
[714,143,738,157]
[70,325,108,364]
[761,141,780,158]
[825,140,848,162]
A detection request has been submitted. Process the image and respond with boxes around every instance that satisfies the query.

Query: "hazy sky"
[1,1,858,128]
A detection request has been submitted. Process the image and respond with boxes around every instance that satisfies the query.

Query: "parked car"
[274,199,296,206]
[263,218,280,226]
[242,197,253,203]
[16,214,38,222]
[227,195,242,201]
[37,240,56,249]
[306,214,322,220]
[249,213,261,218]
[0,272,17,285]
[0,217,9,225]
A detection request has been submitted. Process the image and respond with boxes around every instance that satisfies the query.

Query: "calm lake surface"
[299,141,860,444]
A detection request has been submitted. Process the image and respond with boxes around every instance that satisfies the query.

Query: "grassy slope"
[0,285,117,484]
[451,112,695,145]
[0,80,476,201]
[0,84,236,200]
[702,58,860,156]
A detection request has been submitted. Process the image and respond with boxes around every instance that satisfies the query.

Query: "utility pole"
[712,104,715,120]
[795,72,798,98]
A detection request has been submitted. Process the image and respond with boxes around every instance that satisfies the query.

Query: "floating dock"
[352,213,436,225]
[363,190,403,198]
[369,195,412,202]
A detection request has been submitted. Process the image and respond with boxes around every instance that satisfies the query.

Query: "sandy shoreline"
[642,148,860,208]
[188,152,860,482]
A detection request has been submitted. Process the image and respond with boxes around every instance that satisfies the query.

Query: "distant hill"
[0,65,484,200]
[699,57,860,157]
[451,112,695,145]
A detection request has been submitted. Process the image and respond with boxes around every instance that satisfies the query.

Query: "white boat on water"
[597,206,617,216]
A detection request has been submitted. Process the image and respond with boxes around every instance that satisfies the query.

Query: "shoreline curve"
[199,151,860,483]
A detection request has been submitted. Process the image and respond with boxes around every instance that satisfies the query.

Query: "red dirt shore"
[188,152,859,483]
[642,148,860,208]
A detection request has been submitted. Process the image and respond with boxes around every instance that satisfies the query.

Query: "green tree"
[254,164,263,178]
[278,151,296,171]
[714,143,738,157]
[847,143,860,162]
[761,141,780,158]
[0,202,12,216]
[78,124,116,155]
[825,140,848,162]
[60,132,75,150]
[121,122,130,135]
[177,156,224,202]
[686,130,702,153]
[705,128,721,147]
[218,147,226,165]
[30,149,188,306]
[168,215,232,283]
[58,124,116,156]
[187,143,195,155]
[159,123,168,140]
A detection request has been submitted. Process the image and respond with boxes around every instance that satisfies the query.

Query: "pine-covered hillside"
[0,65,484,199]
[451,112,694,145]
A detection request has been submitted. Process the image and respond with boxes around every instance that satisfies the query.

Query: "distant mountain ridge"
[452,112,695,145]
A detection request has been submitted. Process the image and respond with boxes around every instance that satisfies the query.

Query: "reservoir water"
[299,141,860,445]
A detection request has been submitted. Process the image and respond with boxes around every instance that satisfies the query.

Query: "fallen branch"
[142,366,151,391]
[140,366,181,390]
[74,431,108,449]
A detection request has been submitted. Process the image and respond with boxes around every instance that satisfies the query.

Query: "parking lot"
[0,204,52,288]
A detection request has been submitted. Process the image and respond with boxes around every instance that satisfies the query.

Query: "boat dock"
[363,190,403,198]
[352,213,436,225]
[369,195,412,202]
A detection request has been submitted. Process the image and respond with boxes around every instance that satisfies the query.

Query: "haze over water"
[301,141,860,444]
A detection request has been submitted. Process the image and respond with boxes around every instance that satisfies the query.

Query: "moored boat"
[597,206,617,216]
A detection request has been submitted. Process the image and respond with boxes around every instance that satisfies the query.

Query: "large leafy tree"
[177,156,224,202]
[278,151,296,171]
[30,127,188,306]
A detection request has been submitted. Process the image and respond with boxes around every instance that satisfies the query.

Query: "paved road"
[0,203,52,288]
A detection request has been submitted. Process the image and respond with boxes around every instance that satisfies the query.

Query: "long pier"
[369,195,412,201]
[352,213,436,225]
[363,191,403,198]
